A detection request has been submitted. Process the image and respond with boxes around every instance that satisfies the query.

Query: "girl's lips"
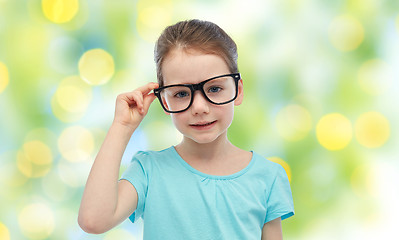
[189,120,217,130]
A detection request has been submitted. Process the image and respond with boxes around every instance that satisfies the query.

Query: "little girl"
[78,19,294,239]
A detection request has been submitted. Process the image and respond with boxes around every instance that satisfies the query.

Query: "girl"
[78,19,294,239]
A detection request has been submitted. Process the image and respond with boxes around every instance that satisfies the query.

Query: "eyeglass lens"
[159,75,237,112]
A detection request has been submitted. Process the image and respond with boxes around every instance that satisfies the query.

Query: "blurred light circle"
[357,59,393,95]
[56,85,89,112]
[17,141,53,178]
[55,76,92,113]
[57,162,79,187]
[136,4,172,42]
[78,49,115,85]
[18,203,54,239]
[316,113,352,151]
[58,126,94,162]
[351,164,377,198]
[0,151,29,188]
[51,76,92,122]
[51,96,83,122]
[0,62,9,93]
[105,228,137,240]
[110,70,139,96]
[0,222,10,240]
[41,170,71,202]
[355,112,390,148]
[329,15,364,51]
[42,0,79,23]
[267,157,292,182]
[57,160,91,187]
[54,208,80,237]
[275,104,312,141]
[24,128,58,153]
[307,159,337,202]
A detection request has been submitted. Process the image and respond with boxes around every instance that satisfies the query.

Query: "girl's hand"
[113,82,159,130]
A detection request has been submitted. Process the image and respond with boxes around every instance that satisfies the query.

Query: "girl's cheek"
[171,114,185,127]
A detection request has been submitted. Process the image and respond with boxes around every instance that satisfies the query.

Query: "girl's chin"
[182,133,227,145]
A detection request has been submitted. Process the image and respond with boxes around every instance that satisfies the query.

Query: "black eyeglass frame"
[154,73,241,113]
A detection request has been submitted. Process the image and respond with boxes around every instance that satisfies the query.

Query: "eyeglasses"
[154,73,241,113]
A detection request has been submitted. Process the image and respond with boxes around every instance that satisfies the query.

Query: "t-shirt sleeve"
[120,151,149,223]
[264,164,295,223]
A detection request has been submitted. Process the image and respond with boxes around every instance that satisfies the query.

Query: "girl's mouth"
[189,120,217,129]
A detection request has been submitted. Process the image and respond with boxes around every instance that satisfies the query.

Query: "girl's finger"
[118,91,143,111]
[135,82,159,96]
[129,91,144,111]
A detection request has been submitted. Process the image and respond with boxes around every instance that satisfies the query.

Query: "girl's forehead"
[162,49,230,85]
[164,47,206,61]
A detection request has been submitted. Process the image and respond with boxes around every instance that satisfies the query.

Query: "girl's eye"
[208,86,222,93]
[174,91,190,98]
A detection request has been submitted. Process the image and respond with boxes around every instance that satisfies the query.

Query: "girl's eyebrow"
[163,73,234,87]
[164,79,200,87]
[162,82,196,88]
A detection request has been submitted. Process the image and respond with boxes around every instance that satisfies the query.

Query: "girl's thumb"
[143,93,157,112]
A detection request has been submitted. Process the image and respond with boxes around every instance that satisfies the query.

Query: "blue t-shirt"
[120,146,294,239]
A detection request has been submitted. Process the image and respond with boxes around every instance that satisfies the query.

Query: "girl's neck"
[175,134,236,163]
[174,133,252,176]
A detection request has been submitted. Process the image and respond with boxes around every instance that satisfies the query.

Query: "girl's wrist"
[110,121,136,137]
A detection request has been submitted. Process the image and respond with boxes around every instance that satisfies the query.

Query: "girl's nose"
[190,91,210,115]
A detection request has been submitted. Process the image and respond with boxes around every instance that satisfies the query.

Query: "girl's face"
[161,48,243,145]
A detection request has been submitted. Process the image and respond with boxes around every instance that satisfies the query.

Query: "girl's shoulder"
[129,146,178,171]
[251,152,282,169]
[132,146,175,160]
[250,151,288,179]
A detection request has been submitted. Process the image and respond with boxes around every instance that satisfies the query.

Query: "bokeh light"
[78,49,115,85]
[0,62,9,93]
[42,0,79,23]
[136,0,173,42]
[104,228,137,240]
[351,164,377,199]
[41,170,71,202]
[316,113,352,151]
[0,222,10,240]
[357,59,393,96]
[51,76,92,122]
[58,86,88,112]
[307,157,338,203]
[57,160,91,188]
[355,112,390,148]
[0,151,29,189]
[24,128,58,153]
[275,104,312,142]
[329,15,364,51]
[18,203,55,239]
[267,156,292,182]
[16,141,53,178]
[58,125,94,163]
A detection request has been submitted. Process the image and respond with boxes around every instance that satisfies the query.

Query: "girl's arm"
[78,82,159,234]
[261,217,283,240]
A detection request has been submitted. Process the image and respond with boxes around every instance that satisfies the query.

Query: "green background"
[1,0,398,239]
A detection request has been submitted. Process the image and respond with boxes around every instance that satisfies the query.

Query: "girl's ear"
[234,79,244,106]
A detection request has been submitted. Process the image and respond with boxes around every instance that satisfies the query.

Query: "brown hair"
[154,19,238,86]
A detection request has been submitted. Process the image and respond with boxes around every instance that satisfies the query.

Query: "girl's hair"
[154,19,238,86]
